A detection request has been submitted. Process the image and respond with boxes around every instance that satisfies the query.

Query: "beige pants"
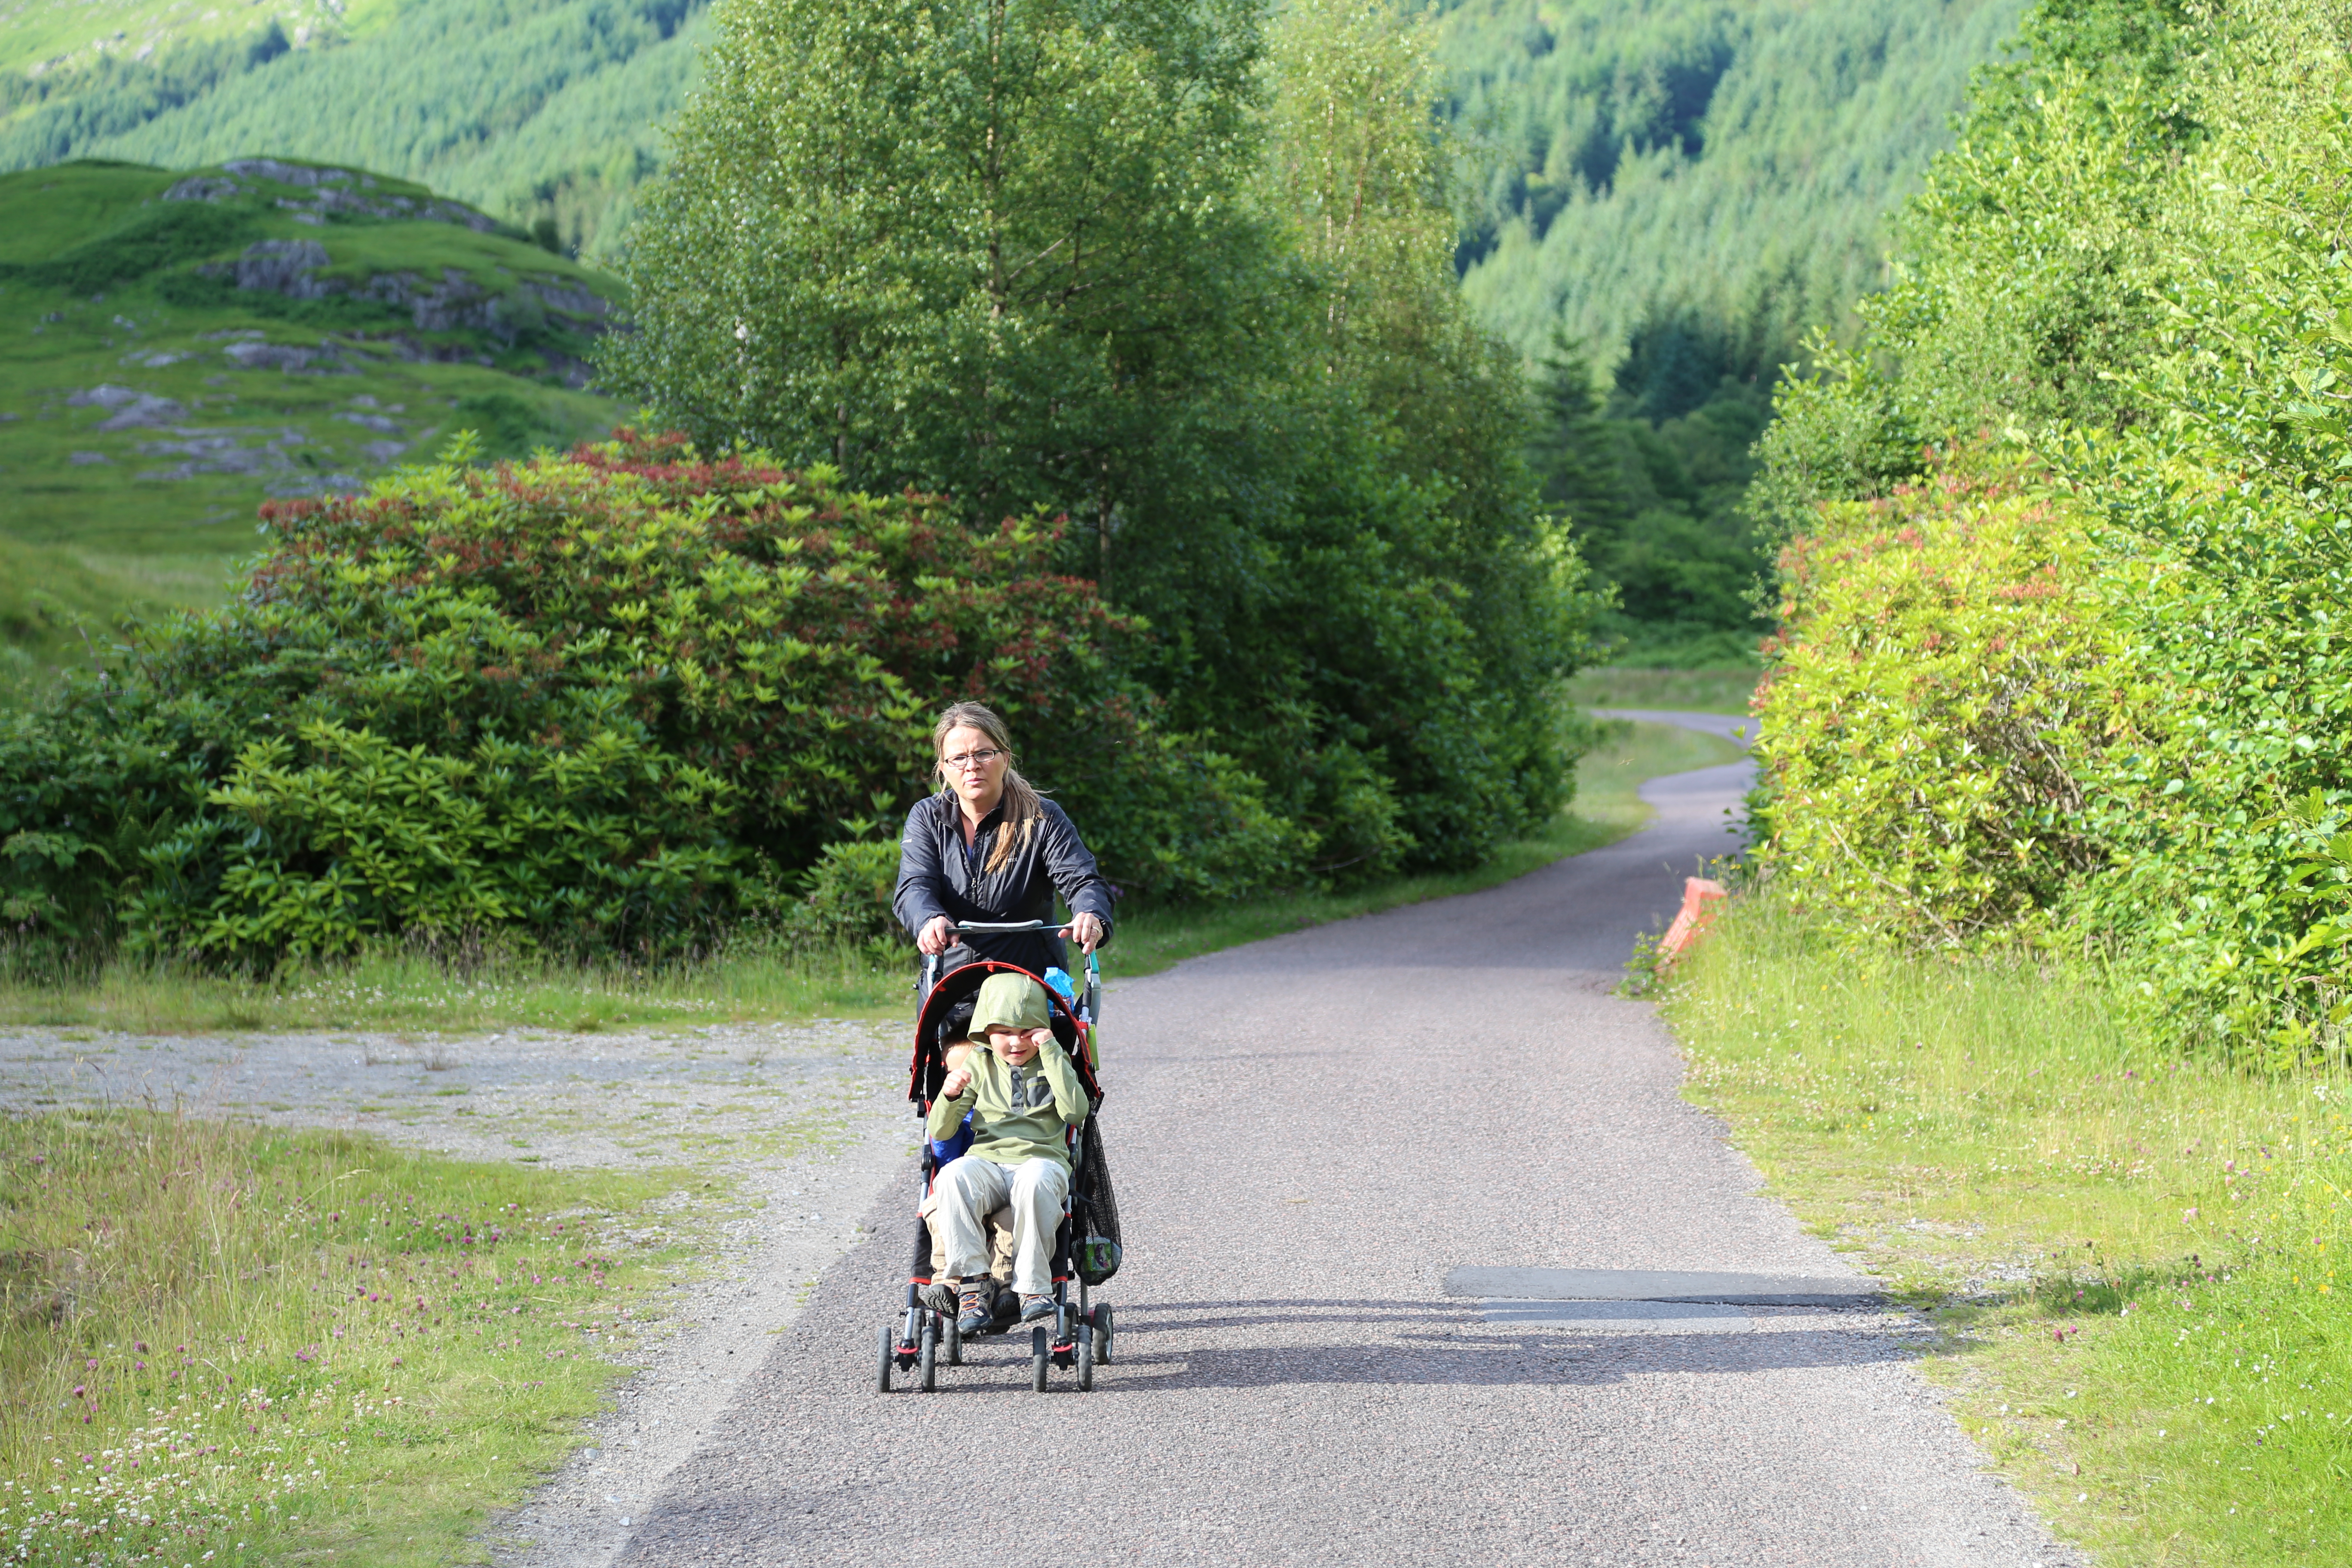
[926,1199,1018,1283]
[932,1156,1069,1296]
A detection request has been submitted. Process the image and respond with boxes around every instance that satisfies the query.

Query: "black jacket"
[892,792,1115,975]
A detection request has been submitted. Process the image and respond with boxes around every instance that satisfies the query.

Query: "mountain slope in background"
[9,0,2024,360]
[1439,0,2026,383]
[1,0,2034,676]
[0,158,620,692]
[0,0,705,259]
[1437,0,2026,665]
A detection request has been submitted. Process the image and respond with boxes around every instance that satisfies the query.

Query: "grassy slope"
[0,158,621,670]
[0,719,1747,1032]
[3,0,703,259]
[0,157,172,259]
[1664,901,2352,1565]
[0,0,346,75]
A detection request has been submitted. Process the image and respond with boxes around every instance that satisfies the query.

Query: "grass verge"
[0,1109,712,1567]
[1662,897,2352,1565]
[0,719,1744,1033]
[0,945,906,1036]
[1565,665,1758,714]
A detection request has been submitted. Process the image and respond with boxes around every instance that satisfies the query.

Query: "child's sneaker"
[1019,1292,1055,1323]
[956,1283,993,1336]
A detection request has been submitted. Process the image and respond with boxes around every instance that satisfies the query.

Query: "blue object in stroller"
[930,1113,975,1165]
[877,920,1120,1395]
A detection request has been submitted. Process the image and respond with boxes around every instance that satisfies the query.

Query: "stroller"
[877,920,1122,1394]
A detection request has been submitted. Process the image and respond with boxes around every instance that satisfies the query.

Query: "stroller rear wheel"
[1076,1324,1096,1392]
[1030,1326,1050,1393]
[875,1323,894,1394]
[919,1317,940,1392]
[1093,1302,1115,1365]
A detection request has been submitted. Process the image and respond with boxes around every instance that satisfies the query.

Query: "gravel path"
[593,717,2077,1568]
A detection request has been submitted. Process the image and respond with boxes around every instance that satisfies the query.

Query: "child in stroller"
[879,920,1121,1393]
[927,972,1088,1330]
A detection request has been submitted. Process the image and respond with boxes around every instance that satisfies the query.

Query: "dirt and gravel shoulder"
[0,1017,920,1568]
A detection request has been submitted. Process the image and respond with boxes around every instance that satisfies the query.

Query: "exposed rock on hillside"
[222,339,350,374]
[233,240,331,297]
[67,384,186,429]
[201,237,610,386]
[165,160,498,232]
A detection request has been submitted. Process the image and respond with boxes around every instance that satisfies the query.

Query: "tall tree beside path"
[1262,0,1534,615]
[1222,0,1591,867]
[609,0,1597,882]
[602,0,1287,585]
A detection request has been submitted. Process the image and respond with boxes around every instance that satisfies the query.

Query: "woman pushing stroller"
[926,972,1090,1333]
[881,699,1121,1393]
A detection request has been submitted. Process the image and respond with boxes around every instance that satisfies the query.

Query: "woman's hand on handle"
[918,915,955,956]
[1067,913,1105,954]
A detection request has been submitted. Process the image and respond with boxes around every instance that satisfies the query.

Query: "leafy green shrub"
[2049,12,2352,1054]
[1747,2,2352,1056]
[770,838,903,952]
[0,431,1300,967]
[1753,456,2137,943]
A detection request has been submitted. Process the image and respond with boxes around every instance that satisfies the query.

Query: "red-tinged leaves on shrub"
[2,435,1305,966]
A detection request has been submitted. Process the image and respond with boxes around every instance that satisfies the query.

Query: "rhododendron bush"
[0,432,1295,964]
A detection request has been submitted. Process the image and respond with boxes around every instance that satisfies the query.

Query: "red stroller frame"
[876,920,1115,1394]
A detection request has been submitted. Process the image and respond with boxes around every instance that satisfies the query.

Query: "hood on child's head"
[969,972,1050,1038]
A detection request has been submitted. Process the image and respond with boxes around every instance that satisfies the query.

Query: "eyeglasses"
[943,747,1006,771]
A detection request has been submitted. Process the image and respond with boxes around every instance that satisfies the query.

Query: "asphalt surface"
[608,716,2073,1568]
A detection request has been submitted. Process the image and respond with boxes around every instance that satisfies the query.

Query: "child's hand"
[940,1066,972,1099]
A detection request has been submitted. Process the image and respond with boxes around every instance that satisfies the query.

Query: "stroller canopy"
[906,959,1102,1111]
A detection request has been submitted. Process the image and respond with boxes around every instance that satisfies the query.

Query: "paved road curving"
[609,715,2072,1568]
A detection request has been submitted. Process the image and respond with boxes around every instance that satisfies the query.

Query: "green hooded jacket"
[926,972,1090,1169]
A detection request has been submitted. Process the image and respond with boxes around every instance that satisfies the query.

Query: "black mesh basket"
[1071,1114,1122,1285]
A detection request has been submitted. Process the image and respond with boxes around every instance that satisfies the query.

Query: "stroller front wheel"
[1030,1326,1050,1393]
[875,1323,894,1394]
[944,1311,963,1365]
[918,1317,939,1392]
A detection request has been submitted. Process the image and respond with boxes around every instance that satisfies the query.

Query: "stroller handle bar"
[917,921,1103,1021]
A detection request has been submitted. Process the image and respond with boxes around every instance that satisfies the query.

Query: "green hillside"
[0,0,2040,675]
[0,157,621,692]
[1438,0,2027,377]
[0,0,704,259]
[1433,0,2026,665]
[8,0,2025,351]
